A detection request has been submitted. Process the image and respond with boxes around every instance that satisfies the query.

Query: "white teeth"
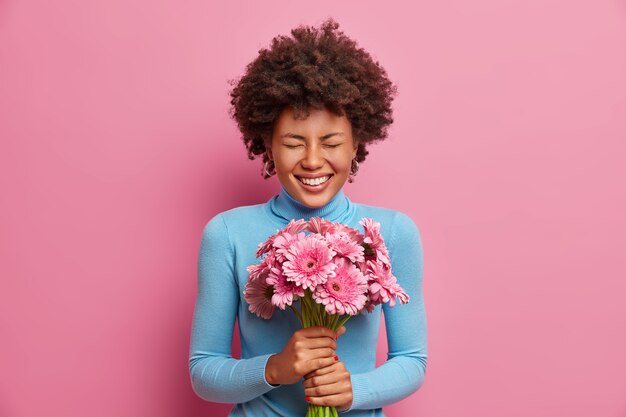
[299,175,330,186]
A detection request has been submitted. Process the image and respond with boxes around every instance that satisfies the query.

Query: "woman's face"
[267,107,358,209]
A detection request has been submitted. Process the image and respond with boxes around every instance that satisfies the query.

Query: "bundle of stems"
[289,290,351,417]
[289,289,351,331]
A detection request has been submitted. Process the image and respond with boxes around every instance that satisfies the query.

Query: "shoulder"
[201,202,270,239]
[354,202,421,239]
[356,203,421,252]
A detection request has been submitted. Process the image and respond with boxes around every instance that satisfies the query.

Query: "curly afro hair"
[228,18,397,178]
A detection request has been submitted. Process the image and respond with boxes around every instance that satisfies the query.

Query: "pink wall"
[1,0,625,416]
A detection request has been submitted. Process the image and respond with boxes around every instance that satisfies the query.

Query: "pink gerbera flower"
[375,248,391,266]
[306,217,336,235]
[325,232,365,263]
[284,218,309,234]
[246,262,269,283]
[256,231,278,258]
[273,232,306,263]
[366,260,409,307]
[283,235,336,290]
[255,219,307,258]
[264,250,278,269]
[243,278,275,319]
[359,218,384,246]
[308,217,362,241]
[362,293,376,313]
[332,223,363,241]
[360,218,391,266]
[246,250,277,282]
[266,266,305,310]
[313,257,368,315]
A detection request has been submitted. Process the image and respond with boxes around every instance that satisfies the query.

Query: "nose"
[300,143,324,170]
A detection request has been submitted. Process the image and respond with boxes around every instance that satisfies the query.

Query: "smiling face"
[267,107,358,209]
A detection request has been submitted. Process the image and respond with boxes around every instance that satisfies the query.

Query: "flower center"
[305,259,315,269]
[264,285,274,300]
[362,242,374,257]
[332,282,341,292]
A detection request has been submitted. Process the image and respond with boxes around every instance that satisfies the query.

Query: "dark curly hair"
[228,18,397,178]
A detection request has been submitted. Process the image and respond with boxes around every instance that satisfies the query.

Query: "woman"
[189,19,427,416]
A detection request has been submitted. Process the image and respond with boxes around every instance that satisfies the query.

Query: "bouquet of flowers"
[244,217,409,417]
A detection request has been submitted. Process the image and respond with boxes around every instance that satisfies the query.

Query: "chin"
[302,188,343,209]
[292,193,324,208]
[301,198,328,209]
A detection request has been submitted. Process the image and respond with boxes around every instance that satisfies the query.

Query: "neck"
[269,186,354,224]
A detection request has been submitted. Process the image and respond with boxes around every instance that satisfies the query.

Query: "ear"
[352,140,359,159]
[265,139,273,160]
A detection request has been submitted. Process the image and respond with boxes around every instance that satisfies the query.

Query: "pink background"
[1,0,625,416]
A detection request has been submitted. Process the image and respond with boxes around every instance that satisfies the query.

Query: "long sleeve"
[346,211,428,411]
[188,214,278,403]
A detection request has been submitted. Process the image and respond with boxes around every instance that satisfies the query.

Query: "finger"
[302,368,344,389]
[305,391,353,408]
[299,326,339,340]
[336,326,347,337]
[301,346,336,362]
[300,356,338,376]
[304,379,351,397]
[294,337,337,351]
[303,361,340,380]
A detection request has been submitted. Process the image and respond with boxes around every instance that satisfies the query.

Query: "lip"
[295,174,334,179]
[295,174,333,193]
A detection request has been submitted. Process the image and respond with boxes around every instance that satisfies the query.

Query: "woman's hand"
[265,326,343,385]
[302,359,353,411]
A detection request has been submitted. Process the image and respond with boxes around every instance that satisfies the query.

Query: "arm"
[346,211,428,411]
[188,214,278,403]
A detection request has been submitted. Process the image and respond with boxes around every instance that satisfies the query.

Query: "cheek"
[274,153,297,171]
[333,153,354,171]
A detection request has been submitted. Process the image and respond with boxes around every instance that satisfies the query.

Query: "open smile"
[296,175,333,186]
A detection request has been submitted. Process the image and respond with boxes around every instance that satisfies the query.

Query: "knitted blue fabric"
[189,186,427,416]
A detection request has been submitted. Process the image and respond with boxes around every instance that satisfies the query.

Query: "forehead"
[273,107,352,134]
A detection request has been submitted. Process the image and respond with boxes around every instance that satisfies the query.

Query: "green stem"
[289,304,303,326]
[336,315,351,331]
[301,298,310,328]
[329,313,339,330]
[303,290,319,327]
[315,298,323,326]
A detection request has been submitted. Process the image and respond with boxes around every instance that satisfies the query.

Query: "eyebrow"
[280,132,344,140]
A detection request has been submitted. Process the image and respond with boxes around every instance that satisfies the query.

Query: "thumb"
[336,326,347,338]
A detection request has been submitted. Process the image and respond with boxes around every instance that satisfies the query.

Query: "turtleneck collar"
[269,186,355,224]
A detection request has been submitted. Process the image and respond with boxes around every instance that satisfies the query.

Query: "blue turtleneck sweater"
[189,187,427,416]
